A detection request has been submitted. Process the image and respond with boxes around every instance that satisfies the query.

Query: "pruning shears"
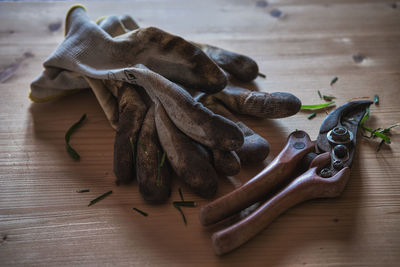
[199,100,373,255]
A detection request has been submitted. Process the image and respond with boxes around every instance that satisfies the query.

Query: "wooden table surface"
[1,0,399,266]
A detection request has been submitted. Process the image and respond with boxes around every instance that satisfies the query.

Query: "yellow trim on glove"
[96,16,107,25]
[65,4,87,36]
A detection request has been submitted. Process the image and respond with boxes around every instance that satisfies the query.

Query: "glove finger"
[133,65,243,151]
[130,27,227,92]
[193,42,259,82]
[136,105,172,204]
[212,149,241,176]
[195,92,235,119]
[235,121,270,164]
[155,102,218,198]
[114,83,148,184]
[98,16,225,93]
[119,14,139,31]
[197,94,270,164]
[30,69,88,103]
[214,85,301,119]
[97,15,127,37]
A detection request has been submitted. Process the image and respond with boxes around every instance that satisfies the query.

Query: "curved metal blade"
[316,100,373,168]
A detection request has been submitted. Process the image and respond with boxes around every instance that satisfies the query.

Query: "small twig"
[257,72,266,78]
[178,188,184,201]
[173,201,196,207]
[65,114,87,160]
[88,190,112,206]
[307,113,316,120]
[133,207,148,217]
[330,76,338,86]
[76,189,90,193]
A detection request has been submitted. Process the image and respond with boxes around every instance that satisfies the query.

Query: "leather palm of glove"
[30,6,301,203]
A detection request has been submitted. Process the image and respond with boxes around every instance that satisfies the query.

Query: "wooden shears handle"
[211,154,350,255]
[199,131,315,226]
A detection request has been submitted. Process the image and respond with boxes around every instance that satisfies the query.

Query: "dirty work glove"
[95,15,219,200]
[30,6,246,201]
[102,14,300,173]
[30,7,300,202]
[95,14,301,196]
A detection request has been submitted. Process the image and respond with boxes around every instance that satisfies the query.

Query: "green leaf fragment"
[360,107,399,150]
[330,76,338,85]
[76,189,90,193]
[88,190,112,206]
[323,95,336,101]
[307,113,316,120]
[66,145,80,160]
[317,90,336,101]
[301,101,335,110]
[174,205,187,225]
[160,152,166,167]
[258,72,266,78]
[374,94,379,105]
[360,107,370,125]
[65,113,87,160]
[173,201,196,207]
[362,126,390,142]
[133,207,148,217]
[381,123,399,133]
[178,188,184,201]
[173,191,196,225]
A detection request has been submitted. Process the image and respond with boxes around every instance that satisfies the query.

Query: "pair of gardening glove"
[30,5,301,203]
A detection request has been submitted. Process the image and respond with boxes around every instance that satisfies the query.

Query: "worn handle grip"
[199,131,315,226]
[211,166,350,255]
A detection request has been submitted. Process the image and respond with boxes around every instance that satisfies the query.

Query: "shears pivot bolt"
[327,126,353,145]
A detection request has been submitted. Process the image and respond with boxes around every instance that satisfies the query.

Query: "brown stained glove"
[96,15,236,199]
[96,15,239,200]
[211,150,241,177]
[192,42,259,82]
[196,93,271,165]
[155,102,218,199]
[213,85,301,119]
[235,122,270,164]
[114,82,148,185]
[97,14,299,198]
[136,105,172,203]
[31,8,302,202]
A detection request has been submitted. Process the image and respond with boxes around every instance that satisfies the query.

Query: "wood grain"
[1,0,399,266]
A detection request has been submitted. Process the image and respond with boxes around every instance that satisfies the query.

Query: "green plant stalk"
[65,113,87,160]
[301,101,335,110]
